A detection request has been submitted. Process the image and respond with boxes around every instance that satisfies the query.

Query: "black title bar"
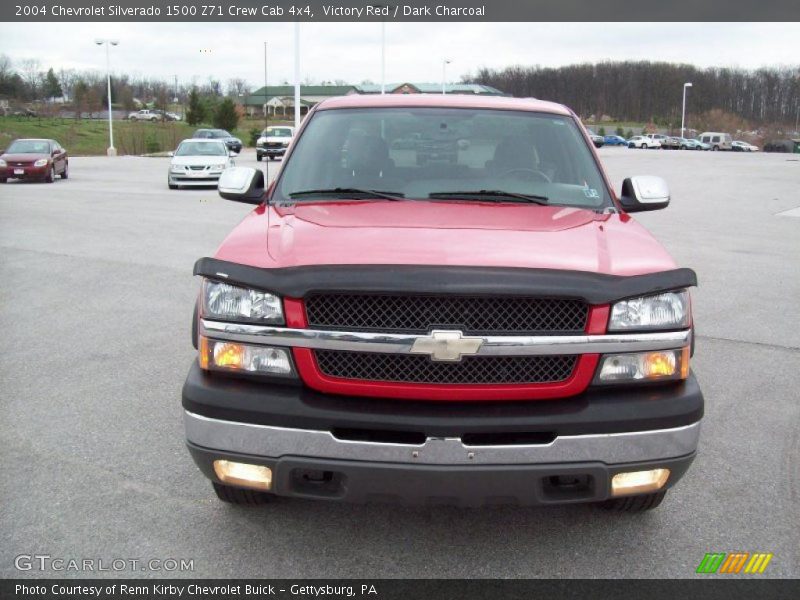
[3,0,800,22]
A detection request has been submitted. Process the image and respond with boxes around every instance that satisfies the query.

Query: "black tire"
[269,156,276,161]
[628,143,634,149]
[60,163,69,179]
[712,145,719,151]
[213,482,272,505]
[598,490,667,512]
[680,145,687,150]
[256,154,263,161]
[46,166,55,183]
[0,178,6,183]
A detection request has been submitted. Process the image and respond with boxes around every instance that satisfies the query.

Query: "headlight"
[0,159,6,167]
[199,337,294,377]
[281,141,290,147]
[595,348,689,384]
[34,159,48,167]
[170,164,184,172]
[210,163,225,170]
[202,280,284,324]
[609,291,689,331]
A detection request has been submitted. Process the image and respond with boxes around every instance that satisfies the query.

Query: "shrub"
[213,97,239,131]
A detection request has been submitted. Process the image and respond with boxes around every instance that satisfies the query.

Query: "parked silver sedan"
[168,139,236,189]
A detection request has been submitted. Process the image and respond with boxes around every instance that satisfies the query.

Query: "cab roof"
[315,93,573,116]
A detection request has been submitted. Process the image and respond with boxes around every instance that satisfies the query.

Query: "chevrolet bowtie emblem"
[410,330,483,362]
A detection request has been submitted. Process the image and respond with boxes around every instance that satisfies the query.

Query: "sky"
[1,22,798,88]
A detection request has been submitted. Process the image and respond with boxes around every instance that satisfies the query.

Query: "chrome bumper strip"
[184,411,701,466]
[200,319,691,357]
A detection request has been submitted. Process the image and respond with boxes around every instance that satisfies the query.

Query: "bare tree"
[18,58,42,100]
[226,78,250,98]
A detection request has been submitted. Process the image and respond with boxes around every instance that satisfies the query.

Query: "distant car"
[687,138,710,151]
[168,139,236,190]
[165,112,181,121]
[0,138,68,183]
[11,108,37,118]
[732,141,759,152]
[256,125,295,161]
[128,109,163,122]
[627,135,661,149]
[603,135,628,146]
[661,137,682,150]
[645,134,669,146]
[192,128,243,154]
[586,129,604,148]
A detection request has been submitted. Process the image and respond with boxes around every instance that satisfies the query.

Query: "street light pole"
[294,23,301,129]
[264,42,269,133]
[442,59,451,95]
[95,39,119,156]
[381,20,386,95]
[681,82,693,138]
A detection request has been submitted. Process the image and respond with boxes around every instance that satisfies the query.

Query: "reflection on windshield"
[276,108,610,209]
[176,141,227,156]
[7,140,51,154]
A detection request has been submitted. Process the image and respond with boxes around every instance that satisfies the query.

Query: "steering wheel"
[499,167,551,183]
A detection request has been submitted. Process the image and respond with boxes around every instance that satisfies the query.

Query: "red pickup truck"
[183,94,702,512]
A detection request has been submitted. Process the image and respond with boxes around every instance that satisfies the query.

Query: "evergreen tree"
[185,87,205,125]
[44,68,62,100]
[213,97,239,131]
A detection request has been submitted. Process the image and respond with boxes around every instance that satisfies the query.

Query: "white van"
[699,132,733,151]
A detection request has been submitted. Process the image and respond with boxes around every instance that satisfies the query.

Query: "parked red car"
[183,94,702,512]
[0,138,69,183]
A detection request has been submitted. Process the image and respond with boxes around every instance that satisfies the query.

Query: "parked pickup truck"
[128,109,163,122]
[183,94,703,512]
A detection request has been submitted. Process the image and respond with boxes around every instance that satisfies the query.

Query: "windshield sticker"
[583,187,600,199]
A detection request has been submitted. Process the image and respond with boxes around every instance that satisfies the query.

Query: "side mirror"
[218,167,264,204]
[618,176,670,212]
[52,149,60,156]
[167,151,174,157]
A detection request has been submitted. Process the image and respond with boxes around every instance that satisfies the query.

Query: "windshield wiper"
[427,190,549,205]
[288,188,406,202]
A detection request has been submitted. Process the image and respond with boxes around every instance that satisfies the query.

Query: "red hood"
[214,200,676,276]
[1,153,49,162]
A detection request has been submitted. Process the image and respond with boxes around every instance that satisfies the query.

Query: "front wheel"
[256,154,263,162]
[46,166,55,183]
[213,482,272,505]
[598,490,667,512]
[269,156,276,161]
[0,178,6,183]
[60,163,69,179]
[712,145,719,151]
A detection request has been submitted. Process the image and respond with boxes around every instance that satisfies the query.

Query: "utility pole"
[95,39,119,156]
[681,82,693,138]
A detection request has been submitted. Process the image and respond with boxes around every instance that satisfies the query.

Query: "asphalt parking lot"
[1,148,798,578]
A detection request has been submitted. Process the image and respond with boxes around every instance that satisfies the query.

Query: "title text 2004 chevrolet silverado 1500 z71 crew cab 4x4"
[182,95,702,512]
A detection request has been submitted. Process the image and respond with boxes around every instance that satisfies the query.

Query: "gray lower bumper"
[184,410,701,466]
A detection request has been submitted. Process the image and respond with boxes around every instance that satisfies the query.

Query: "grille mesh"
[305,294,587,335]
[315,351,577,385]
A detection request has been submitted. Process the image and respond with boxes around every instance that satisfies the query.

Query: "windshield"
[175,141,227,156]
[265,127,292,138]
[7,140,51,154]
[195,130,230,139]
[275,108,611,208]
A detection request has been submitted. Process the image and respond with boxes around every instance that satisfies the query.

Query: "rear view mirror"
[218,167,265,204]
[619,176,670,212]
[167,151,174,157]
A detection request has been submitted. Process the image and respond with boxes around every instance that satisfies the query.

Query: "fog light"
[213,460,272,490]
[198,337,295,377]
[611,468,670,497]
[596,348,688,383]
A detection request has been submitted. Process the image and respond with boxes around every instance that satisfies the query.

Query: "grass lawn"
[0,116,295,156]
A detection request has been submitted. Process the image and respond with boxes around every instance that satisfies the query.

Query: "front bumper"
[257,146,287,157]
[169,172,223,186]
[1,165,48,180]
[183,363,703,505]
